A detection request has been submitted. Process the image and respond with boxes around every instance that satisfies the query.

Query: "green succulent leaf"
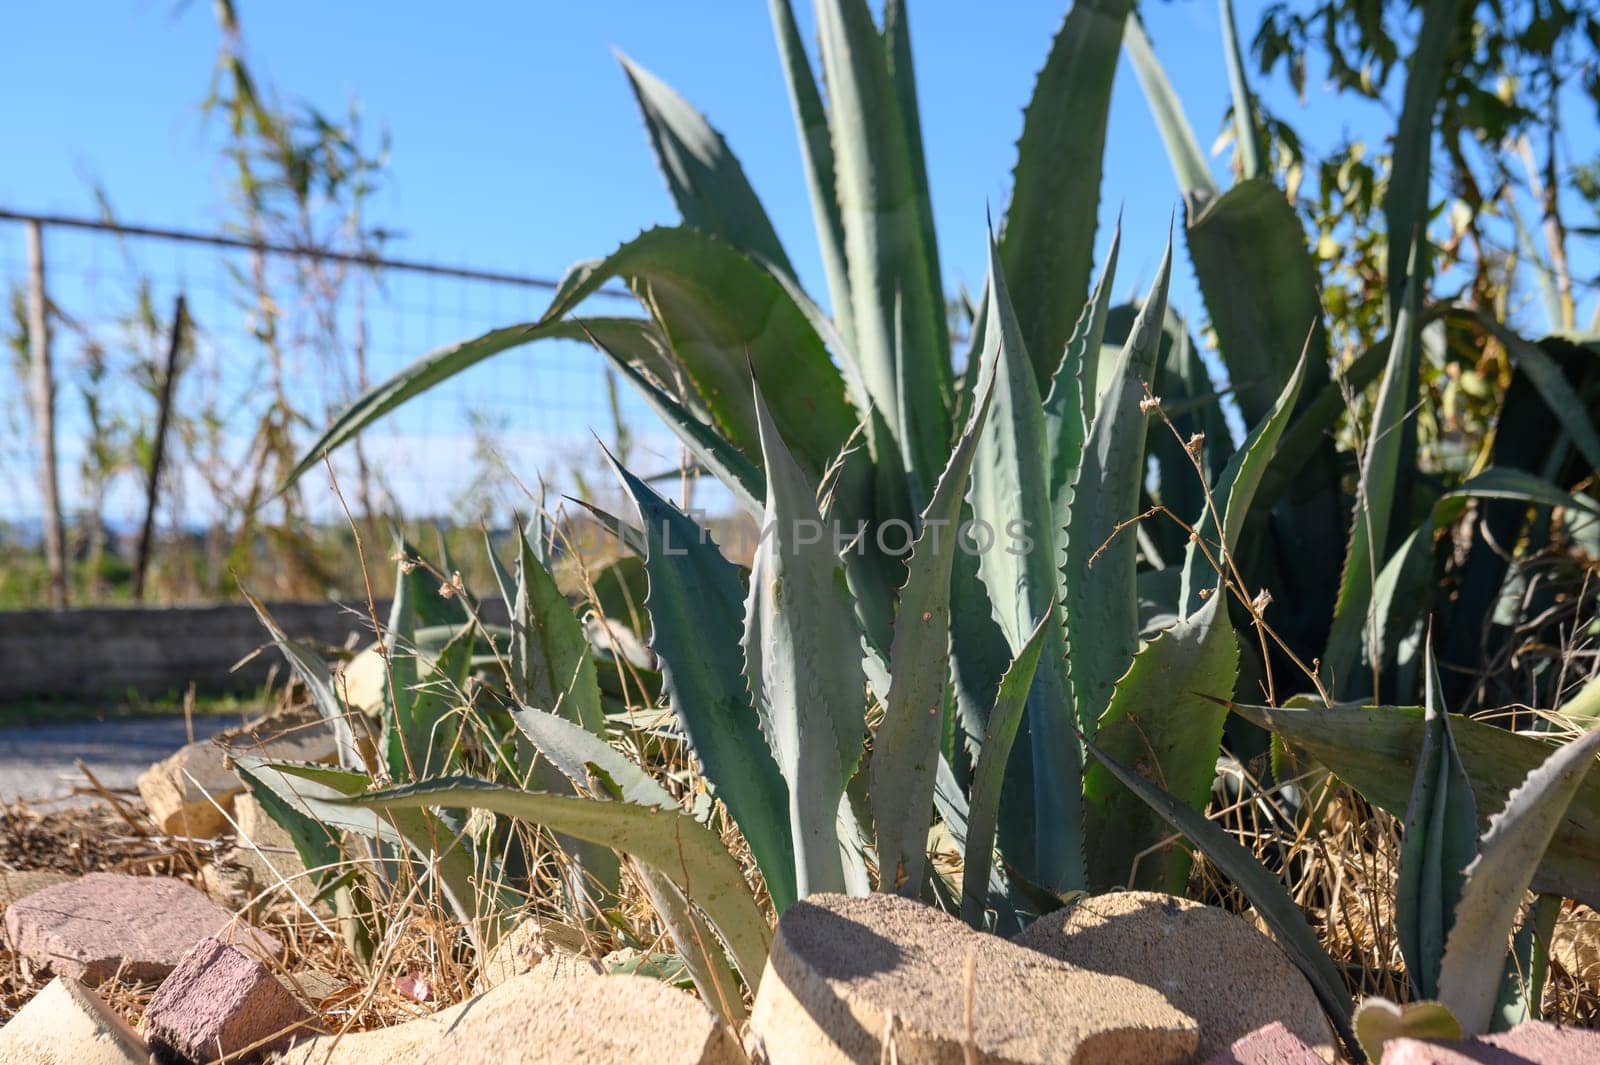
[969,228,1081,893]
[286,318,663,489]
[541,226,857,482]
[1001,0,1134,388]
[813,0,949,493]
[1325,244,1424,698]
[1189,180,1330,430]
[618,52,792,275]
[239,758,512,954]
[1437,725,1600,1035]
[510,524,604,735]
[743,377,867,897]
[336,776,772,992]
[605,450,797,911]
[1384,0,1467,315]
[961,608,1053,929]
[1122,16,1218,207]
[1180,347,1308,617]
[1044,222,1120,544]
[508,705,748,1021]
[1218,0,1265,180]
[1228,702,1600,909]
[1395,642,1478,1000]
[1082,592,1240,893]
[243,591,362,770]
[872,318,998,896]
[1494,893,1560,1031]
[1368,470,1599,685]
[579,322,764,516]
[767,0,854,353]
[1065,235,1173,733]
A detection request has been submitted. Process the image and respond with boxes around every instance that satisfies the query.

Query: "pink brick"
[143,937,322,1063]
[1204,1021,1328,1064]
[1381,1020,1600,1064]
[3,872,280,982]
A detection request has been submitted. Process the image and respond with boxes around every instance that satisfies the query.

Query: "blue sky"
[4,1,1294,302]
[0,1,1579,523]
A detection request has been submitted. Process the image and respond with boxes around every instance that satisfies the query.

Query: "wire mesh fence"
[0,209,692,608]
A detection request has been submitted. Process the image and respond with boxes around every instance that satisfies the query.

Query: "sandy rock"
[278,965,739,1064]
[0,975,149,1065]
[1379,1020,1600,1064]
[475,918,598,992]
[281,967,348,1007]
[144,938,322,1063]
[1203,1021,1328,1064]
[749,892,1199,1065]
[4,871,280,982]
[138,709,337,838]
[0,869,72,909]
[201,793,312,909]
[337,647,387,717]
[1016,890,1335,1063]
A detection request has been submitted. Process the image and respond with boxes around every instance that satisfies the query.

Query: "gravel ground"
[0,716,236,804]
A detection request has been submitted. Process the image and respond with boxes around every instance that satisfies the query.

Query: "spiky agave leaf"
[1001,0,1135,388]
[813,0,950,494]
[1081,591,1240,893]
[604,450,797,911]
[1228,702,1600,908]
[961,608,1053,929]
[969,227,1081,894]
[872,307,998,896]
[743,377,866,897]
[335,775,772,992]
[617,52,792,276]
[1395,640,1478,1000]
[1437,726,1600,1034]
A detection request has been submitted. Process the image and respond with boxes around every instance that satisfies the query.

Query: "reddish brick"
[1204,1021,1328,1065]
[143,937,322,1063]
[3,872,280,982]
[1381,1020,1600,1064]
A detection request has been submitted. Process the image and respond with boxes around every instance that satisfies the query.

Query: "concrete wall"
[1,601,407,701]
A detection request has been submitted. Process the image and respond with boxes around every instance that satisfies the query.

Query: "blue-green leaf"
[618,52,792,275]
[1438,726,1600,1034]
[1396,641,1478,1000]
[605,451,797,911]
[742,378,866,896]
[872,315,998,895]
[1082,592,1240,893]
[961,609,1053,928]
[1001,0,1135,388]
[969,228,1081,893]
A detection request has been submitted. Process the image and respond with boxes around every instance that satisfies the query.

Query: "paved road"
[0,716,236,804]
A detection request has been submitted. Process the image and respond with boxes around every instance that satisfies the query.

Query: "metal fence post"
[25,220,68,610]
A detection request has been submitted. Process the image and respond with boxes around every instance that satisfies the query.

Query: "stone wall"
[0,600,503,701]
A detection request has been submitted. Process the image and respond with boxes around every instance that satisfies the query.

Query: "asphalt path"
[0,715,235,804]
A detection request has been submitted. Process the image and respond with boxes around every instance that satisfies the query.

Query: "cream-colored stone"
[1015,890,1336,1063]
[748,892,1198,1065]
[336,647,387,718]
[475,918,598,993]
[0,976,149,1065]
[138,709,337,838]
[276,965,739,1065]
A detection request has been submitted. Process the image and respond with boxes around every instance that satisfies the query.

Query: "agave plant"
[255,0,1600,1051]
[1090,640,1600,1060]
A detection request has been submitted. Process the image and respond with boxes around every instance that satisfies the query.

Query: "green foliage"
[262,0,1600,1038]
